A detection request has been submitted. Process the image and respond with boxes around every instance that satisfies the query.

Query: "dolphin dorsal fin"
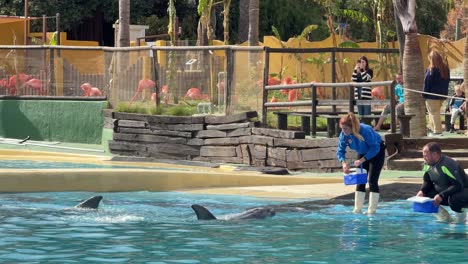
[191,204,217,220]
[75,195,103,209]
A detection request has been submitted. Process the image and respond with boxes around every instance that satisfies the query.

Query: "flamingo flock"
[0,73,46,95]
[268,76,302,104]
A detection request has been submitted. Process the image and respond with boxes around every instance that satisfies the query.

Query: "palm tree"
[117,0,130,47]
[248,0,259,47]
[111,0,130,107]
[237,0,249,43]
[223,0,232,44]
[393,0,426,137]
[463,2,468,135]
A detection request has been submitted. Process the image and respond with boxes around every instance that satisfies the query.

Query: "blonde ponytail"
[339,113,363,141]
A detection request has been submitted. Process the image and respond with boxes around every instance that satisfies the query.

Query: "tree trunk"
[463,3,468,135]
[403,33,426,137]
[223,0,232,44]
[113,0,130,107]
[248,0,259,46]
[237,0,249,43]
[117,0,130,47]
[393,5,405,73]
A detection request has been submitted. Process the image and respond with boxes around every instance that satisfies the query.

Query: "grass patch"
[115,101,199,116]
[265,111,328,130]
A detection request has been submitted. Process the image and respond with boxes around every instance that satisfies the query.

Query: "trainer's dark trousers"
[425,188,468,213]
[356,142,386,193]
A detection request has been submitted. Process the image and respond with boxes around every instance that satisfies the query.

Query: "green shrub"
[115,102,149,114]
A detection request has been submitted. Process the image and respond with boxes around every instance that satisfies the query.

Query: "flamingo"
[23,78,47,95]
[129,79,156,105]
[268,76,281,85]
[80,83,102,97]
[371,86,384,100]
[185,87,203,100]
[8,73,31,90]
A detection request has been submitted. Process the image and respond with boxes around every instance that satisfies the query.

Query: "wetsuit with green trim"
[420,155,468,212]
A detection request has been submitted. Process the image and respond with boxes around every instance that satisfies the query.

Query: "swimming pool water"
[1,192,467,263]
[0,160,185,170]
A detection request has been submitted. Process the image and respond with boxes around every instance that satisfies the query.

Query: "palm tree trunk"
[403,33,426,137]
[223,0,232,44]
[463,3,468,135]
[248,0,259,47]
[237,0,249,43]
[112,0,130,107]
[117,0,130,47]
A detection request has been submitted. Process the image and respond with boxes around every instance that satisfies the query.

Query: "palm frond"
[298,25,318,40]
[393,0,417,33]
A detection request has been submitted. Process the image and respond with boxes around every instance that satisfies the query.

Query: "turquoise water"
[1,192,467,263]
[0,160,186,170]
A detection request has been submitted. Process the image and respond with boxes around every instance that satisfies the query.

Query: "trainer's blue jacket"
[421,155,468,199]
[336,123,382,163]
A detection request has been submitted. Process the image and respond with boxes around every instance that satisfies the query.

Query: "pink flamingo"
[129,79,156,104]
[23,78,47,95]
[80,83,102,97]
[185,87,202,100]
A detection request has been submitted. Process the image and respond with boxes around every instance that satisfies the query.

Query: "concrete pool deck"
[0,144,429,200]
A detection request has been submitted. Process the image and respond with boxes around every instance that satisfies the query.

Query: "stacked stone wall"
[109,111,349,172]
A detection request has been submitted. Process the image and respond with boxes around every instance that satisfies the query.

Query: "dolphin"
[191,204,275,220]
[74,195,103,209]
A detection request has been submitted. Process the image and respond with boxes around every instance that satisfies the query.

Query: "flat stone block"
[194,156,243,164]
[200,146,237,157]
[268,147,287,161]
[252,127,305,139]
[253,159,266,167]
[239,144,252,165]
[204,138,240,146]
[206,121,259,131]
[113,133,187,144]
[227,128,252,137]
[252,145,267,159]
[301,147,337,161]
[266,158,287,168]
[274,138,338,148]
[287,160,320,170]
[187,138,205,146]
[146,115,205,124]
[318,159,342,169]
[205,111,258,124]
[117,120,148,128]
[286,149,302,162]
[249,135,274,146]
[117,127,193,138]
[108,140,143,151]
[147,143,200,156]
[196,130,227,138]
[112,112,148,121]
[149,123,204,132]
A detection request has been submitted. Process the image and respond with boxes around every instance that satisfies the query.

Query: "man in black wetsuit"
[416,142,468,223]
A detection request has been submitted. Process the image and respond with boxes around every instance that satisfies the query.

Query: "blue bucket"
[413,201,439,213]
[343,165,368,185]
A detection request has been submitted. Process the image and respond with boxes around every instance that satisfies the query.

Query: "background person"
[416,142,468,223]
[374,73,405,131]
[446,84,466,133]
[423,50,450,135]
[352,56,373,116]
[336,113,386,214]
